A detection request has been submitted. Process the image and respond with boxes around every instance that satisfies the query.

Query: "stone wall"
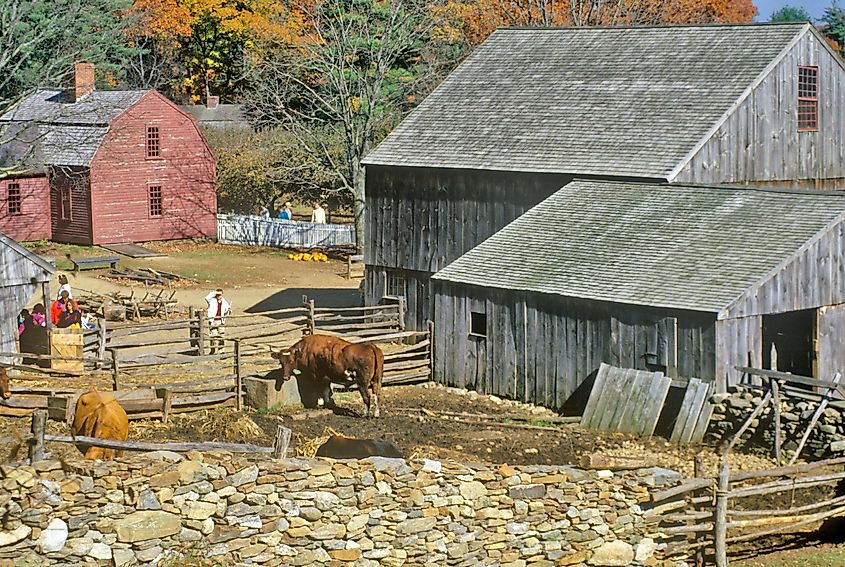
[0,452,684,566]
[707,385,845,460]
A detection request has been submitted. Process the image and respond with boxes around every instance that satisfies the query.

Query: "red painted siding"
[50,168,93,245]
[0,175,51,241]
[89,91,217,244]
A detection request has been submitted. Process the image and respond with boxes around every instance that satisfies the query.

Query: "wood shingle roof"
[363,23,810,178]
[432,179,845,313]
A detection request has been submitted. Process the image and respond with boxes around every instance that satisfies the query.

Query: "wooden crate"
[50,328,84,371]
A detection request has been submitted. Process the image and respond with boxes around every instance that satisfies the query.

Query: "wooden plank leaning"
[720,389,773,457]
[788,372,843,465]
[580,363,610,428]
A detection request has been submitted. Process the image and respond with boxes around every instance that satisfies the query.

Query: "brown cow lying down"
[72,390,129,460]
[272,334,384,418]
[316,436,403,459]
[0,367,10,400]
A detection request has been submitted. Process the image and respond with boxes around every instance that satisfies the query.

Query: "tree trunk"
[352,162,366,254]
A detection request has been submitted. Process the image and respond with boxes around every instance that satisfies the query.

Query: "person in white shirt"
[311,202,326,224]
[204,289,231,354]
[57,274,72,299]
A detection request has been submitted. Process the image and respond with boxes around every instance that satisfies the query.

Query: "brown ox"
[72,390,129,460]
[0,367,10,400]
[272,334,384,418]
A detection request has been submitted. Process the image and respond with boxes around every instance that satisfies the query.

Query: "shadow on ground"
[245,288,361,314]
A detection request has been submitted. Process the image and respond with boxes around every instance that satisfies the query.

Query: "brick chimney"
[206,95,220,109]
[67,63,95,103]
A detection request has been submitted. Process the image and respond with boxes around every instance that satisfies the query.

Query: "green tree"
[0,0,135,111]
[822,2,845,47]
[769,5,812,22]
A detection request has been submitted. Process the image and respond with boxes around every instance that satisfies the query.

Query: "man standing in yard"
[205,289,231,354]
[311,202,326,224]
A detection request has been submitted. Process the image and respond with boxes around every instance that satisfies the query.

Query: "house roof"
[179,104,250,128]
[432,180,845,313]
[0,88,148,167]
[363,22,810,178]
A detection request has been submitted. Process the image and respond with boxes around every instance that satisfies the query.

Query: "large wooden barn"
[362,22,845,329]
[431,180,845,406]
[0,232,54,362]
[0,63,217,245]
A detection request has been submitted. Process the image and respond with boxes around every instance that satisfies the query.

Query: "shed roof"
[0,231,55,286]
[0,88,148,167]
[432,180,845,313]
[363,23,810,178]
[179,104,250,128]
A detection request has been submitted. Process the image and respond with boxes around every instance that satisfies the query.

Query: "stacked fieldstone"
[707,385,845,459]
[0,451,686,566]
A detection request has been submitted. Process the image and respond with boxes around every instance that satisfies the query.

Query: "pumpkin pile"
[287,252,329,262]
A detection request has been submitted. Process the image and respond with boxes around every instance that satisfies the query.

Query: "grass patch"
[733,549,845,567]
[499,417,559,428]
[21,241,114,271]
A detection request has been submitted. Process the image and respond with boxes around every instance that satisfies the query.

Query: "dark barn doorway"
[762,309,817,378]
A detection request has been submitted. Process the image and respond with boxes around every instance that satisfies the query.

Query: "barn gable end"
[673,26,845,187]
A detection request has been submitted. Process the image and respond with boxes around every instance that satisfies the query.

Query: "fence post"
[273,426,291,458]
[189,306,197,350]
[772,378,782,465]
[234,339,242,411]
[96,318,107,369]
[197,312,207,356]
[157,388,173,423]
[303,295,315,335]
[30,409,47,462]
[714,460,730,567]
[109,349,120,391]
[427,319,435,381]
[693,455,705,567]
[397,297,406,331]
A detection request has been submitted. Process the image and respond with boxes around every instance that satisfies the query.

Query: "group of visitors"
[51,275,82,329]
[262,201,327,224]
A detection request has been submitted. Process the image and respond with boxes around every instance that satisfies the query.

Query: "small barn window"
[469,311,487,338]
[6,183,21,215]
[386,272,406,297]
[60,186,72,220]
[146,126,160,157]
[149,185,163,217]
[798,66,818,131]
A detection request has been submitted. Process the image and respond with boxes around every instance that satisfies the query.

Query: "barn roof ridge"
[575,177,845,197]
[432,179,845,313]
[497,21,810,32]
[363,22,813,178]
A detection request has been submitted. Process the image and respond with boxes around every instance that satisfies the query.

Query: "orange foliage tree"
[126,0,306,101]
[432,0,756,46]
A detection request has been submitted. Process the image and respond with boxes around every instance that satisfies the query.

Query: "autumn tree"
[126,0,299,101]
[247,0,454,248]
[821,2,845,52]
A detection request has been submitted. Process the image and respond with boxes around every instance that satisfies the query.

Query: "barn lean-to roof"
[432,180,845,314]
[0,231,55,286]
[363,22,811,178]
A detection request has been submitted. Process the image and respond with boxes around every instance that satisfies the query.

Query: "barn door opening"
[762,308,817,378]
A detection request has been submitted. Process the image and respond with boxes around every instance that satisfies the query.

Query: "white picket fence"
[217,214,356,248]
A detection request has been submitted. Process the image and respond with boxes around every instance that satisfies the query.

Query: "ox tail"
[372,345,384,392]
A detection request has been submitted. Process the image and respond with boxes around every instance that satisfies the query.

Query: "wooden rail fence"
[650,456,845,565]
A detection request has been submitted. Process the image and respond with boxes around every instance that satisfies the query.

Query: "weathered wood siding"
[818,304,845,380]
[365,266,432,330]
[364,165,571,329]
[89,92,217,244]
[365,166,570,273]
[675,31,845,186]
[0,176,51,242]
[50,167,92,245]
[722,216,845,319]
[714,316,764,391]
[433,282,716,409]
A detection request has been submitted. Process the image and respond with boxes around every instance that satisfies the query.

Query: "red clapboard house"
[0,63,217,244]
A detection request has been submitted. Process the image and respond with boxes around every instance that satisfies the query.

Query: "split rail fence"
[2,297,431,420]
[650,456,845,566]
